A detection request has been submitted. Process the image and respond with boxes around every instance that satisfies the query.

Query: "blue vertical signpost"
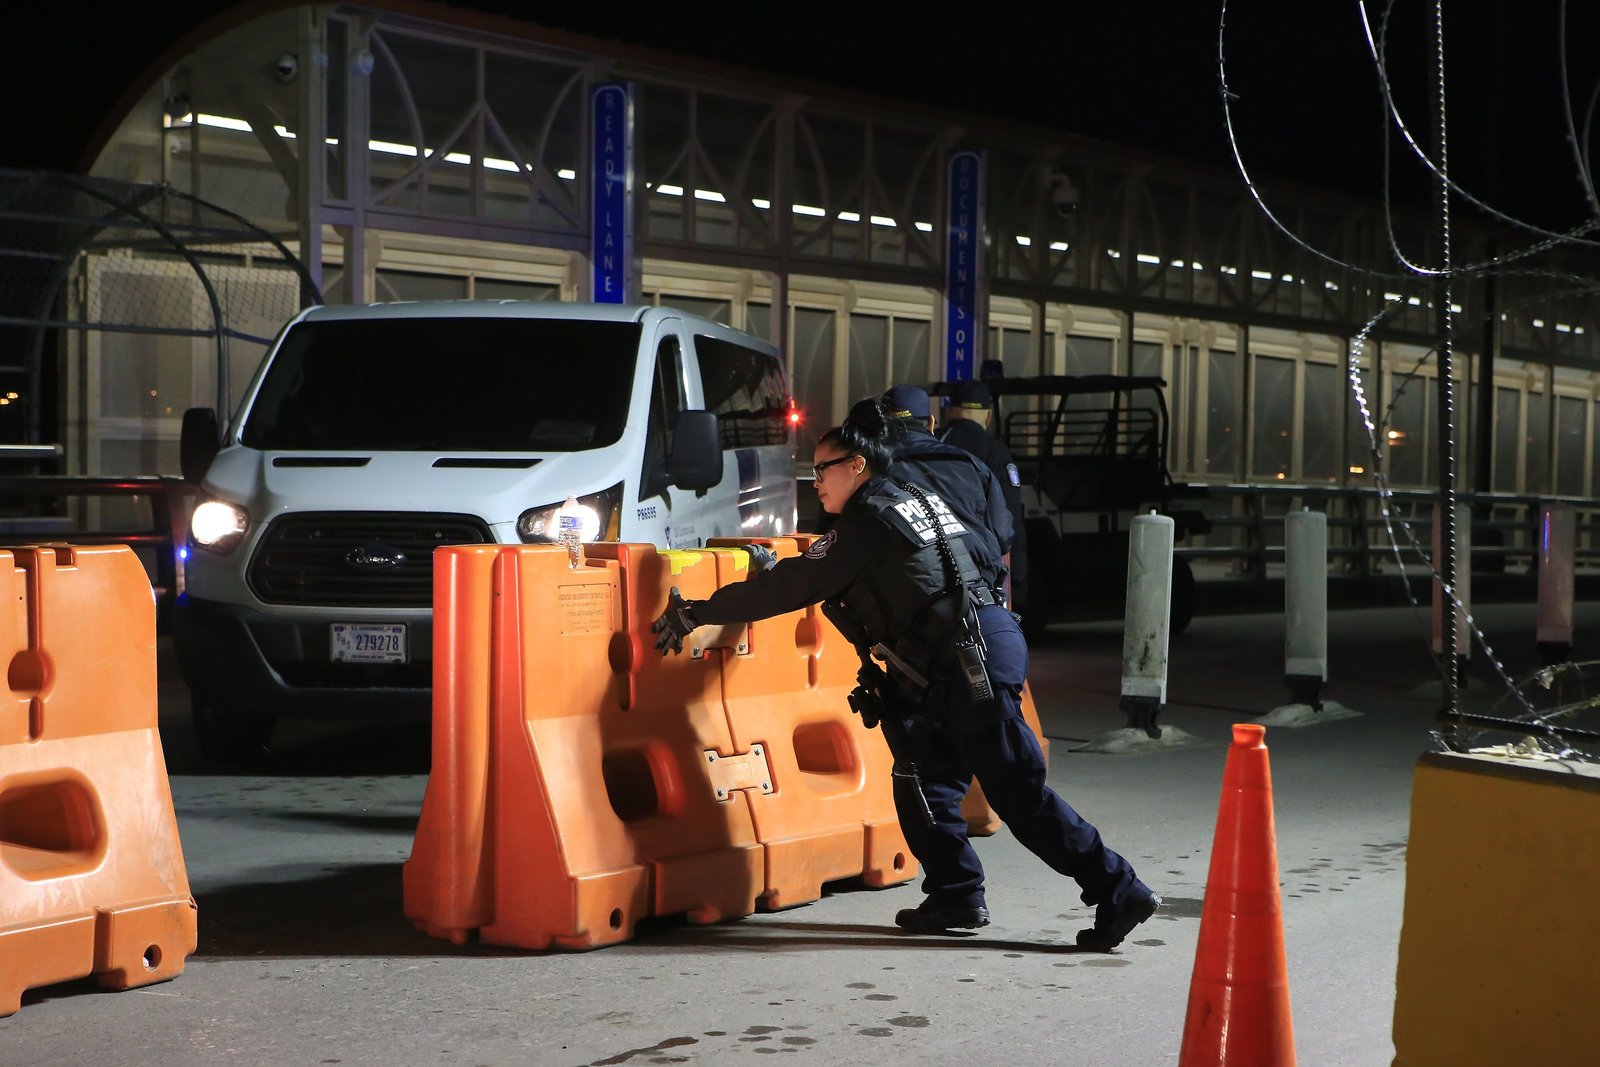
[945,150,986,381]
[591,83,634,304]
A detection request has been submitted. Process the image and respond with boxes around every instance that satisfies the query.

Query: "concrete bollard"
[1120,511,1174,739]
[1284,508,1327,710]
[1256,510,1359,727]
[1536,503,1576,665]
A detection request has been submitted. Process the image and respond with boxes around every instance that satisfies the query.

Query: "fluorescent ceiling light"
[694,189,726,202]
[369,139,423,157]
[793,204,826,216]
[1136,253,1161,265]
[196,113,251,132]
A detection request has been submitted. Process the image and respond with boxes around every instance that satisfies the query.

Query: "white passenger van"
[175,300,797,760]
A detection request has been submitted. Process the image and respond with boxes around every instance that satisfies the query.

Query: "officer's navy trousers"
[883,604,1143,912]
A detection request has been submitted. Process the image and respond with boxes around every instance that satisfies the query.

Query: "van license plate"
[331,623,406,663]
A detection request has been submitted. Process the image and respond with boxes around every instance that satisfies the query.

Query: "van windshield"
[240,317,642,451]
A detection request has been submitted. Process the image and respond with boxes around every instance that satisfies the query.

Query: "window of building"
[1556,395,1586,496]
[1303,362,1341,483]
[1251,354,1294,480]
[1493,387,1521,492]
[1206,349,1237,477]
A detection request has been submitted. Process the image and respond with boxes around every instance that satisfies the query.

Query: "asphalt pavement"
[5,594,1595,1066]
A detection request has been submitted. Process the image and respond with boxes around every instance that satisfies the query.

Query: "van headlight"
[190,499,249,554]
[518,485,622,544]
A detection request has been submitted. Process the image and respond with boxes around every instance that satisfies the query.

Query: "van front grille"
[247,512,494,606]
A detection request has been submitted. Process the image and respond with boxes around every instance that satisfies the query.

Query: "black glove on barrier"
[651,586,699,655]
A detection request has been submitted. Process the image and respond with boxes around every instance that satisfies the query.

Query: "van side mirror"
[668,410,722,492]
[181,407,220,484]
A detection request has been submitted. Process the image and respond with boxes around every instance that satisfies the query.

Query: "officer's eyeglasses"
[810,456,855,479]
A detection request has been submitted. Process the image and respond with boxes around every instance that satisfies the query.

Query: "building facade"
[76,0,1600,510]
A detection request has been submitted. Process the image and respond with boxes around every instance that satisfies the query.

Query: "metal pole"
[1431,1,1462,740]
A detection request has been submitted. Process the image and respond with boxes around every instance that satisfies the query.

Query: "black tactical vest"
[822,479,993,680]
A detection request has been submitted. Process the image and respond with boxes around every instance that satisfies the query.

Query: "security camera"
[1049,172,1080,217]
[273,52,298,83]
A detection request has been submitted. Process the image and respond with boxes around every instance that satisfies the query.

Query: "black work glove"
[743,544,778,572]
[651,586,699,655]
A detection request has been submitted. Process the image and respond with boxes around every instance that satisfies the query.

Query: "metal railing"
[0,476,196,623]
[0,472,1583,631]
[1177,482,1600,580]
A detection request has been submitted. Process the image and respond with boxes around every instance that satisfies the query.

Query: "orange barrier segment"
[401,546,500,943]
[0,545,197,1016]
[706,538,914,909]
[405,544,764,950]
[962,682,1050,835]
[1179,723,1296,1067]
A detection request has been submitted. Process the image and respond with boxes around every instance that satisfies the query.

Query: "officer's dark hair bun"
[837,397,894,474]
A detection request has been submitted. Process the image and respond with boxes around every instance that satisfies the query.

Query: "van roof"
[299,300,655,324]
[292,300,779,356]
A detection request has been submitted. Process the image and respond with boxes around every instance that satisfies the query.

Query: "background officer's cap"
[883,384,931,419]
[949,380,992,409]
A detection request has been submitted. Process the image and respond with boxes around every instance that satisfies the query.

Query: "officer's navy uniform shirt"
[937,417,1029,595]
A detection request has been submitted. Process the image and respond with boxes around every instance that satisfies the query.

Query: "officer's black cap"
[883,384,931,419]
[949,380,992,409]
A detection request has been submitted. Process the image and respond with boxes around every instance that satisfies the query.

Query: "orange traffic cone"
[1179,723,1296,1066]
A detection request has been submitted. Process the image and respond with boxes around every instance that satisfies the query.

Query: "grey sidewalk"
[4,599,1586,1066]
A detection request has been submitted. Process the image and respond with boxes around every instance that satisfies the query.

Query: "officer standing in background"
[937,380,1029,615]
[880,384,1014,606]
[651,399,1160,948]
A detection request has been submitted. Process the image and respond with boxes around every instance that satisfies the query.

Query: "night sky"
[9,1,1600,235]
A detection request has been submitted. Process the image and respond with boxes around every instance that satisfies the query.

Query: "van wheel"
[193,700,276,766]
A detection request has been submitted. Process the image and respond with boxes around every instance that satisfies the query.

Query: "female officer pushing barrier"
[652,397,1160,949]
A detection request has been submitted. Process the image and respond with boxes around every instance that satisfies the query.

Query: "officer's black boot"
[1076,884,1160,951]
[894,896,990,933]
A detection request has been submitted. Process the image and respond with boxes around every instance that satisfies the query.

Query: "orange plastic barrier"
[404,544,763,950]
[706,537,911,908]
[709,536,1043,841]
[0,545,196,1016]
[1179,723,1296,1066]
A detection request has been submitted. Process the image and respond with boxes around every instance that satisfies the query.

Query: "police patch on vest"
[1006,462,1021,487]
[891,492,968,543]
[804,530,836,558]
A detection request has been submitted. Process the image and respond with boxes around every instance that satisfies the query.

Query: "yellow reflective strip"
[662,549,707,576]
